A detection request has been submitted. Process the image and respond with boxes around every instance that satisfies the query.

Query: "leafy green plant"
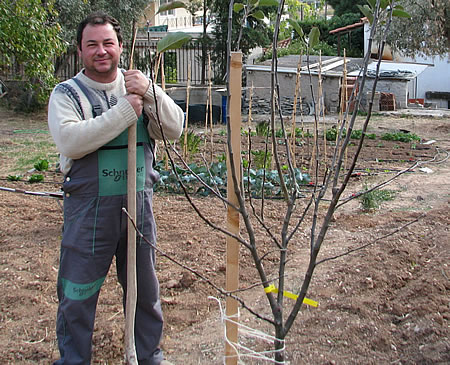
[217,153,226,163]
[350,129,363,139]
[34,159,49,171]
[275,128,285,138]
[154,160,310,198]
[325,127,347,141]
[359,185,396,211]
[179,130,202,156]
[256,121,270,137]
[251,150,272,169]
[28,174,44,183]
[7,175,22,181]
[381,131,421,143]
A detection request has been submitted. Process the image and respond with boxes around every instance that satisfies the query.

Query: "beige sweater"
[48,70,183,174]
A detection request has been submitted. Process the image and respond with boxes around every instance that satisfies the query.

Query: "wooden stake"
[342,50,348,171]
[208,55,214,163]
[125,24,138,365]
[247,81,254,125]
[318,51,327,171]
[291,56,302,169]
[183,65,191,160]
[225,52,242,365]
[159,54,169,171]
[160,54,166,91]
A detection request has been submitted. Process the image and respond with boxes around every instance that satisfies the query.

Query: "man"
[48,12,183,364]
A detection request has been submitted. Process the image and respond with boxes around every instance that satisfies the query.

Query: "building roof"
[329,18,367,35]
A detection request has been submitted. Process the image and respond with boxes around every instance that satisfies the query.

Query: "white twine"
[209,297,286,365]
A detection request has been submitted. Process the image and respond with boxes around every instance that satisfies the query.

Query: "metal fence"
[0,37,219,86]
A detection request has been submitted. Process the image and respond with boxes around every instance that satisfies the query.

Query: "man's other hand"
[124,70,150,97]
[124,93,144,117]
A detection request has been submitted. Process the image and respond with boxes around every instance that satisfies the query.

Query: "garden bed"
[0,106,449,364]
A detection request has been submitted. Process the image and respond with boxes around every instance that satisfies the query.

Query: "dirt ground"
[0,105,449,364]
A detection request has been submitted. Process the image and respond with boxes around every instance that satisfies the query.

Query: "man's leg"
[54,247,110,365]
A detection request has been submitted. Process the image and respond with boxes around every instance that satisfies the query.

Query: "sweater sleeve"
[143,82,184,140]
[48,86,138,160]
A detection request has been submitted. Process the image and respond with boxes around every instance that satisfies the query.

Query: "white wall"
[364,22,450,108]
[401,54,450,102]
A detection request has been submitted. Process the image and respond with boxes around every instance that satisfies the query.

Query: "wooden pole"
[125,25,138,365]
[183,64,191,160]
[291,57,302,169]
[159,54,170,171]
[225,51,242,365]
[208,54,214,164]
[342,50,348,171]
[318,51,327,171]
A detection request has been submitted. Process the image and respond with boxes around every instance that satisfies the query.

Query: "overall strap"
[72,77,103,117]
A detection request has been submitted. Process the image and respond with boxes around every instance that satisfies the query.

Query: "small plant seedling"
[325,127,347,141]
[359,184,396,211]
[28,174,44,183]
[381,131,421,143]
[7,175,22,181]
[256,121,269,137]
[217,153,226,163]
[251,149,272,169]
[179,130,202,156]
[350,129,363,139]
[34,159,49,171]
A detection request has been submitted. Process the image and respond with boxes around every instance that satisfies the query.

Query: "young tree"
[0,0,66,106]
[145,0,416,362]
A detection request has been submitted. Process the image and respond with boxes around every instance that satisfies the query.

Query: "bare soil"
[0,106,449,364]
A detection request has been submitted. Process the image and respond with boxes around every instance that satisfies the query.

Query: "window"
[159,0,174,16]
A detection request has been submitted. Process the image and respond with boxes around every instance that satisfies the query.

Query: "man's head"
[77,12,123,83]
[77,12,122,50]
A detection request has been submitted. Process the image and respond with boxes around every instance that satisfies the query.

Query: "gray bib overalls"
[54,78,164,365]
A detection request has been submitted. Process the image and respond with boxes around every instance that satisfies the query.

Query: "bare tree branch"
[316,214,424,266]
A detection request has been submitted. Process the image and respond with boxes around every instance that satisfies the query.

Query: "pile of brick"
[380,92,396,111]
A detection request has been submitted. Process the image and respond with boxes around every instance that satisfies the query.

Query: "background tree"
[186,0,215,84]
[327,0,366,17]
[0,0,65,108]
[52,0,151,80]
[384,0,449,57]
[211,1,274,83]
[54,0,150,45]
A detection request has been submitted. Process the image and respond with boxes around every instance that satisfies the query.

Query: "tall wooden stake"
[290,56,302,169]
[318,51,327,171]
[125,24,138,365]
[208,55,214,163]
[225,52,242,365]
[183,64,191,160]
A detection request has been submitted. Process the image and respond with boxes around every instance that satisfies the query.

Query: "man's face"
[78,23,123,83]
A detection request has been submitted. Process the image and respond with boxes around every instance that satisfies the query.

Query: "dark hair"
[77,12,122,50]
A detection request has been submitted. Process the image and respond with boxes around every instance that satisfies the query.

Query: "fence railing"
[0,37,219,86]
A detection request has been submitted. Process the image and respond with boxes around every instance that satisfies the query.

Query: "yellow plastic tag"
[264,284,318,307]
